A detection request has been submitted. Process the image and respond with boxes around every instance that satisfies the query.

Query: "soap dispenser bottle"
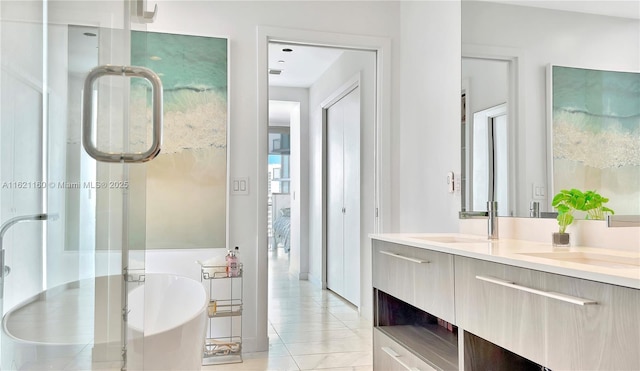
[226,246,240,277]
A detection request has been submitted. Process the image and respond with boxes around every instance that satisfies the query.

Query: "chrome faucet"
[529,201,540,218]
[0,213,56,278]
[487,201,498,240]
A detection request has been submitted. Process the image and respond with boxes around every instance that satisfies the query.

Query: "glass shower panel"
[1,3,50,369]
[1,1,151,369]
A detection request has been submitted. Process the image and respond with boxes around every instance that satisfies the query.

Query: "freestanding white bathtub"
[2,274,208,370]
[127,274,209,370]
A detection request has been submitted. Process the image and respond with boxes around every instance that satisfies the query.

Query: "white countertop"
[370,233,640,290]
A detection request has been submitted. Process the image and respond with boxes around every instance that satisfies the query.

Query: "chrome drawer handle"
[380,250,429,264]
[381,347,421,371]
[82,65,163,163]
[476,275,598,306]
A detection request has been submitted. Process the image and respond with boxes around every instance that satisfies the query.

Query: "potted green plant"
[551,189,615,246]
[551,189,583,246]
[581,190,615,220]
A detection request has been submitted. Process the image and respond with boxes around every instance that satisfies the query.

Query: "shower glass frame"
[0,1,153,369]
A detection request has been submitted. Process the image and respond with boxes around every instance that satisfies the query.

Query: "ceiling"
[476,0,640,19]
[268,43,345,126]
[268,42,344,88]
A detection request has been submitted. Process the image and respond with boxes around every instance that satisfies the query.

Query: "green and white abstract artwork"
[551,65,640,215]
[131,31,228,249]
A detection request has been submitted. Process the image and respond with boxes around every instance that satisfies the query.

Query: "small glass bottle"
[226,246,240,277]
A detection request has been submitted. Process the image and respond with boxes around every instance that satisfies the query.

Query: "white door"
[326,86,360,306]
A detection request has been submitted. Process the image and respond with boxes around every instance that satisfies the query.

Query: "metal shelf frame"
[199,263,243,365]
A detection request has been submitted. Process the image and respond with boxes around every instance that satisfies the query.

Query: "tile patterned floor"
[203,250,373,371]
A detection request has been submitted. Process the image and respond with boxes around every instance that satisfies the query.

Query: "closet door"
[327,99,345,297]
[326,86,360,306]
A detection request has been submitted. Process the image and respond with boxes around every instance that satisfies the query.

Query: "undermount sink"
[411,236,486,244]
[518,252,640,269]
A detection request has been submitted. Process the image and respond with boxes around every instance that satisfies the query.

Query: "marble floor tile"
[202,355,301,371]
[284,339,372,356]
[268,312,342,325]
[339,319,373,330]
[294,351,372,370]
[278,329,363,345]
[315,367,373,371]
[330,311,363,322]
[272,320,350,334]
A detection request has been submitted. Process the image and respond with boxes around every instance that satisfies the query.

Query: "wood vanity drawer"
[373,240,455,323]
[456,255,640,370]
[374,328,437,371]
[544,274,640,370]
[454,256,546,366]
[373,241,415,307]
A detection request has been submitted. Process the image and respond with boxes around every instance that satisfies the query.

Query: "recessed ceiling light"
[278,60,285,64]
[83,32,97,37]
[149,55,162,61]
[282,48,293,53]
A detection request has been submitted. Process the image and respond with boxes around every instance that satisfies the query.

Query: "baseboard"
[308,272,325,289]
[242,335,269,353]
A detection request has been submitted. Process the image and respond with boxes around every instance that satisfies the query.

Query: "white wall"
[462,1,640,216]
[149,0,401,352]
[395,1,462,232]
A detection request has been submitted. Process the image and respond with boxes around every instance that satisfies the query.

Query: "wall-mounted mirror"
[461,0,640,218]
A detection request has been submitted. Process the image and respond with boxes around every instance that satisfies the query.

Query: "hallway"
[204,250,373,370]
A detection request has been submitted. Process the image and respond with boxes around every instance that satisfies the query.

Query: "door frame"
[256,26,391,350]
[462,44,523,216]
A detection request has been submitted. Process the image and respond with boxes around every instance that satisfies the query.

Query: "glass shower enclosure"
[1,1,158,369]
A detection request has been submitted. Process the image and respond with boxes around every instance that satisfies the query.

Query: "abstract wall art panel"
[550,65,640,215]
[131,31,228,249]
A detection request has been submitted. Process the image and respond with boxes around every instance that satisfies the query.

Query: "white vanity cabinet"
[455,255,640,370]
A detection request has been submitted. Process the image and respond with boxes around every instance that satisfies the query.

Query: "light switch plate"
[232,177,249,195]
[532,183,545,200]
[447,172,455,193]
